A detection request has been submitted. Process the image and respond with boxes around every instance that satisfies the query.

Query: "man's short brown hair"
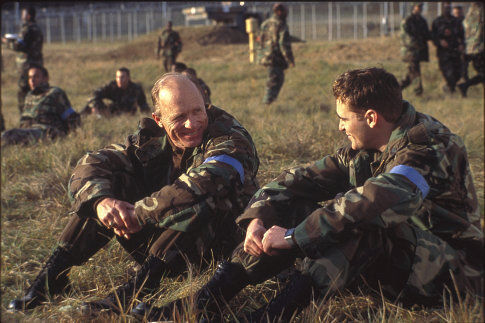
[332,67,403,123]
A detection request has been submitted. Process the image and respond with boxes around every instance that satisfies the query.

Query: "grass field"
[1,26,484,322]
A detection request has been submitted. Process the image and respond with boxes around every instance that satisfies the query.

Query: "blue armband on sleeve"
[61,107,76,120]
[389,165,429,198]
[203,154,244,184]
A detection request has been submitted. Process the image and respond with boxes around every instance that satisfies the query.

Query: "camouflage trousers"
[263,65,285,105]
[461,52,484,89]
[163,54,176,73]
[232,200,483,305]
[437,52,462,92]
[1,127,51,146]
[400,60,423,95]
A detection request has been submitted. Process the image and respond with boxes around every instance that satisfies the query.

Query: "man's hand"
[244,218,266,257]
[262,225,292,256]
[96,197,142,239]
[289,62,295,68]
[440,39,449,48]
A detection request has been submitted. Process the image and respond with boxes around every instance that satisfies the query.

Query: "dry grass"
[1,25,484,322]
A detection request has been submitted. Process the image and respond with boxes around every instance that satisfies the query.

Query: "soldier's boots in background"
[80,255,165,315]
[8,246,73,311]
[132,261,249,321]
[242,272,315,323]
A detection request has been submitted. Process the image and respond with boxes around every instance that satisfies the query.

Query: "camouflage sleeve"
[237,151,351,227]
[134,128,258,232]
[279,26,294,64]
[136,85,150,113]
[68,144,135,216]
[292,147,434,258]
[91,83,113,106]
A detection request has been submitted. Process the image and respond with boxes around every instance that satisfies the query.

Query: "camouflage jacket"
[237,101,482,260]
[9,21,44,69]
[432,14,465,54]
[158,29,182,57]
[20,83,79,134]
[68,105,259,232]
[464,3,484,55]
[89,80,150,114]
[400,13,430,62]
[258,14,294,68]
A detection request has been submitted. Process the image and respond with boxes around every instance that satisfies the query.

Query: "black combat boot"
[243,272,315,323]
[8,246,73,311]
[132,261,249,321]
[80,255,165,315]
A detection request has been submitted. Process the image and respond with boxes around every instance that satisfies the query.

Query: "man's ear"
[364,109,378,128]
[152,113,163,127]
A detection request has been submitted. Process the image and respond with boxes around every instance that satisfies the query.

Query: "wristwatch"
[284,228,296,247]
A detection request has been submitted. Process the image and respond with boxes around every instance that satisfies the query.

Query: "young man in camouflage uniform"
[182,67,212,105]
[141,68,483,321]
[81,67,150,116]
[458,2,484,97]
[2,6,43,113]
[399,3,431,95]
[158,21,182,72]
[1,65,80,146]
[431,2,465,93]
[258,3,295,105]
[8,73,259,315]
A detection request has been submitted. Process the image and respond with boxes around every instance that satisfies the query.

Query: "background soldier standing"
[2,6,43,113]
[82,67,150,116]
[399,3,431,95]
[453,5,469,83]
[158,21,182,72]
[458,2,484,97]
[432,2,465,93]
[258,3,295,105]
[1,65,80,146]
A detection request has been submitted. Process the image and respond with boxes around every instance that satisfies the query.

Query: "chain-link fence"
[1,2,471,43]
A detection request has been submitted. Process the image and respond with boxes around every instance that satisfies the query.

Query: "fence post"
[363,2,367,39]
[336,2,341,40]
[46,15,51,44]
[102,12,106,40]
[437,2,442,16]
[146,12,150,34]
[311,4,316,40]
[93,13,97,42]
[389,2,394,35]
[60,13,66,44]
[87,13,91,41]
[353,4,357,40]
[117,10,121,39]
[289,6,293,35]
[110,12,114,42]
[134,11,138,38]
[300,4,305,40]
[128,12,133,41]
[328,2,332,41]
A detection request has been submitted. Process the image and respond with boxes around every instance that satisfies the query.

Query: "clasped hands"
[243,218,293,257]
[96,197,142,239]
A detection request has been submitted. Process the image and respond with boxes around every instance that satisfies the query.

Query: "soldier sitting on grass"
[134,67,483,322]
[81,67,150,117]
[1,64,80,146]
[8,73,260,316]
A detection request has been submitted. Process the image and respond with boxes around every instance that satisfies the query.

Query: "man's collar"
[386,100,416,147]
[31,83,50,95]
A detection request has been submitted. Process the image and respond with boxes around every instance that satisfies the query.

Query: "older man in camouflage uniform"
[82,67,150,117]
[1,65,80,146]
[8,73,259,314]
[399,3,431,95]
[432,2,465,93]
[143,68,483,322]
[258,3,295,105]
[158,21,182,72]
[2,6,43,113]
[458,2,484,97]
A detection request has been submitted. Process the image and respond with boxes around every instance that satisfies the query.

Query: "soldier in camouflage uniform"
[1,65,80,146]
[258,3,295,105]
[81,67,150,117]
[8,73,259,314]
[144,68,483,322]
[458,2,484,97]
[432,2,465,93]
[452,5,469,83]
[158,21,182,72]
[399,3,431,95]
[2,6,43,113]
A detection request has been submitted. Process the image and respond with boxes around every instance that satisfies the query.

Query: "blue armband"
[203,154,244,184]
[61,107,76,120]
[389,165,429,198]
